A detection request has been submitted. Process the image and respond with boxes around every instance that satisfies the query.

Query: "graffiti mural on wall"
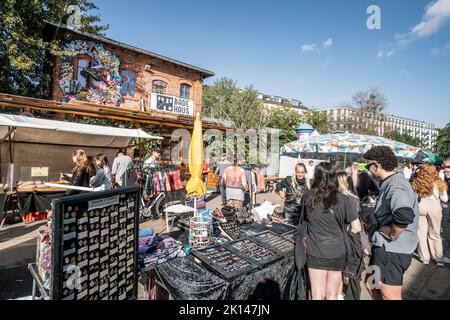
[59,40,123,106]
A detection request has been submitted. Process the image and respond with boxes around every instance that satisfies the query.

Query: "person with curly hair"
[363,146,419,300]
[412,164,448,267]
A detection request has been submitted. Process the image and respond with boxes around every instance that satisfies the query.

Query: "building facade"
[257,93,309,114]
[322,107,439,149]
[44,22,214,117]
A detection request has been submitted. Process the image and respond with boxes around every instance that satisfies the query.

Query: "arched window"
[120,70,136,97]
[180,83,191,99]
[74,55,92,88]
[152,80,167,94]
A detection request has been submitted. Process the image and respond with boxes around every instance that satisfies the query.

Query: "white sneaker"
[442,257,450,264]
[437,262,445,267]
[423,261,430,265]
[338,294,345,300]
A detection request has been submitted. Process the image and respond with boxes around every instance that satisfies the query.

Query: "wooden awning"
[0,93,227,131]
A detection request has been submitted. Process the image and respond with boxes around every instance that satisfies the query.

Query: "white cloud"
[302,38,333,54]
[378,0,450,57]
[431,42,450,55]
[376,51,384,58]
[302,43,318,53]
[323,38,333,48]
[400,69,414,78]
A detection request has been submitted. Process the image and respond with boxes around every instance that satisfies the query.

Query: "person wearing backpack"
[300,162,361,300]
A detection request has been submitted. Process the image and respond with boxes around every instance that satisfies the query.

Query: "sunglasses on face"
[366,162,378,171]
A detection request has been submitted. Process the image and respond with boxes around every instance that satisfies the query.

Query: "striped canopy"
[282,132,422,159]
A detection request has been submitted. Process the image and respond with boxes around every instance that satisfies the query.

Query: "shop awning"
[0,114,163,148]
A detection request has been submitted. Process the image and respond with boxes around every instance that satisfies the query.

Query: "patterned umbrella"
[282,132,422,159]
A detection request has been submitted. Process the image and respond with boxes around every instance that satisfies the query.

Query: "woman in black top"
[62,149,90,196]
[301,162,361,300]
[276,163,310,225]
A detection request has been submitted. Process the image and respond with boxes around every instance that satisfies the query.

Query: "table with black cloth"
[141,223,298,300]
[17,189,65,217]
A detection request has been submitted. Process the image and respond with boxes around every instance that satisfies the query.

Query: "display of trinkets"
[191,245,258,280]
[250,231,295,256]
[223,238,282,266]
[53,188,139,300]
[218,221,246,240]
[281,231,296,243]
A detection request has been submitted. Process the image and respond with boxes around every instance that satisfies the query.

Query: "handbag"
[359,193,378,238]
[294,204,308,269]
[332,208,365,279]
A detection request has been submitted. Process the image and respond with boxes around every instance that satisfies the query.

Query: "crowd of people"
[61,147,162,195]
[275,146,450,300]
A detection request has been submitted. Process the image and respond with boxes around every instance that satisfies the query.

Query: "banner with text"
[149,93,194,116]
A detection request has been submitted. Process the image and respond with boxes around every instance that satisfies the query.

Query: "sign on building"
[149,93,194,116]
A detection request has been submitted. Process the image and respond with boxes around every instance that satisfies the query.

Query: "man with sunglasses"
[363,146,419,300]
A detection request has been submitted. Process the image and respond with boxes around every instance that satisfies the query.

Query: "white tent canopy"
[0,114,162,148]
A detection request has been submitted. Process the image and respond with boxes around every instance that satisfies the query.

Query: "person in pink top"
[222,155,248,208]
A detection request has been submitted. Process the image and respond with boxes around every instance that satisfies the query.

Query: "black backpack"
[331,208,366,279]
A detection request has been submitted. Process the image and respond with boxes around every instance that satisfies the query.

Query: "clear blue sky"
[92,0,450,127]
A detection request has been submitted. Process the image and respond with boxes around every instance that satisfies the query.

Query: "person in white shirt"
[403,164,413,181]
[144,147,161,169]
[111,149,132,187]
[412,164,448,267]
[305,160,315,181]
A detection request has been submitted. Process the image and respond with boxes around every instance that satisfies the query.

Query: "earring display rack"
[249,230,295,257]
[222,238,282,267]
[51,186,140,300]
[191,244,258,280]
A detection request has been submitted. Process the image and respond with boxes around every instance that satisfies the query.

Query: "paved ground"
[1,191,449,300]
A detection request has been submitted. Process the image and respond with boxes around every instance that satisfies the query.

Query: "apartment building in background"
[322,106,439,149]
[257,93,309,114]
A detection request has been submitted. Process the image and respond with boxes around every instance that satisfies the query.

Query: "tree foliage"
[266,104,304,145]
[202,77,267,130]
[352,87,387,113]
[436,124,450,157]
[0,0,109,98]
[301,109,332,134]
[385,131,421,147]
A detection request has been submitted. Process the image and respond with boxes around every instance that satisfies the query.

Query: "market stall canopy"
[422,150,443,165]
[282,132,424,160]
[0,114,162,148]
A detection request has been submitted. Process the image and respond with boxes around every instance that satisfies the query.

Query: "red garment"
[170,171,183,191]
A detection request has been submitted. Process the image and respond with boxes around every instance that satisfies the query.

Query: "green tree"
[266,103,303,145]
[385,131,421,147]
[202,77,267,130]
[301,109,332,134]
[0,0,109,98]
[436,124,450,157]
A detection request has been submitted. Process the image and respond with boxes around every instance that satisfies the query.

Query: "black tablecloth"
[0,193,7,222]
[149,223,297,300]
[17,191,65,217]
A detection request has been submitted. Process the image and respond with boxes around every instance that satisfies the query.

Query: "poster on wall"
[149,93,194,117]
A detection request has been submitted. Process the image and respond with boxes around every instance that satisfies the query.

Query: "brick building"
[44,22,214,118]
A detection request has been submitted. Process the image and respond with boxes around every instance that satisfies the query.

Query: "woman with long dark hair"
[301,162,361,300]
[412,164,448,267]
[276,163,310,225]
[90,153,113,190]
